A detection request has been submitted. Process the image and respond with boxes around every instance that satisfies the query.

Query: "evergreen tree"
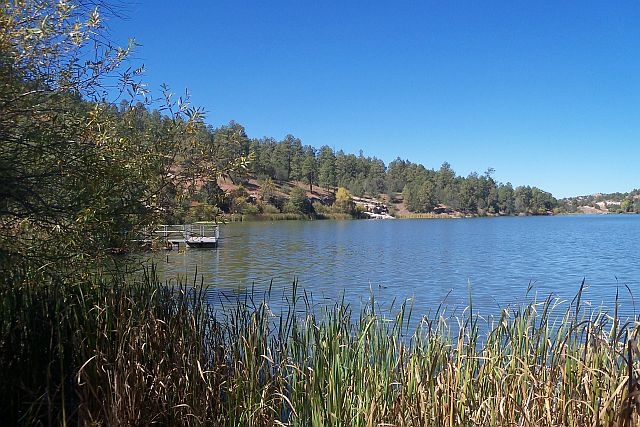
[317,146,337,190]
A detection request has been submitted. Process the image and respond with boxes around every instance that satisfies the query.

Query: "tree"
[530,187,556,214]
[387,158,409,192]
[259,177,277,203]
[435,162,458,207]
[333,187,355,214]
[459,173,479,213]
[402,185,417,212]
[514,186,533,214]
[620,198,632,213]
[498,183,515,214]
[364,158,387,196]
[206,121,252,184]
[0,0,248,277]
[284,187,311,215]
[300,146,317,192]
[417,180,437,212]
[317,146,337,191]
[288,136,304,181]
[1,0,144,274]
[335,151,357,188]
[272,134,300,180]
[249,137,278,178]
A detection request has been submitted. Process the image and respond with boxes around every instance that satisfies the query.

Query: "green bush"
[260,202,281,214]
[241,203,260,215]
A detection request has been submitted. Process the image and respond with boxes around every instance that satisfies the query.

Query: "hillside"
[212,175,640,221]
[561,191,640,214]
[174,123,638,221]
[216,177,395,219]
[216,177,479,220]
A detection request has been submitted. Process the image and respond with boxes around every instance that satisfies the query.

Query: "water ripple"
[153,215,640,321]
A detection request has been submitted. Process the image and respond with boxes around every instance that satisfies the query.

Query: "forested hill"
[205,121,640,219]
[196,120,560,219]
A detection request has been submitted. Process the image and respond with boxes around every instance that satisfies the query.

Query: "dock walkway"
[145,224,220,249]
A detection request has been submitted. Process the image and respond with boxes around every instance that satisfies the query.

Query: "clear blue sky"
[108,1,640,198]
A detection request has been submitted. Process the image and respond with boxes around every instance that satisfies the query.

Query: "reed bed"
[1,271,639,426]
[395,212,465,219]
[223,213,311,222]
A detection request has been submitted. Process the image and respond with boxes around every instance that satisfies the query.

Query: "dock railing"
[141,224,220,248]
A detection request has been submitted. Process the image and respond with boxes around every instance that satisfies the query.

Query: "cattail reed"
[1,270,638,426]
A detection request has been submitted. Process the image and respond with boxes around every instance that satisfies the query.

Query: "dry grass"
[1,271,639,426]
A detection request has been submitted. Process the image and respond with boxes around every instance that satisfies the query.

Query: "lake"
[153,215,640,322]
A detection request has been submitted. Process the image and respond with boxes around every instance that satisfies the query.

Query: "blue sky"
[108,1,640,198]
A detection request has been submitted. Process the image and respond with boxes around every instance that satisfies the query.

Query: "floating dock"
[150,223,220,249]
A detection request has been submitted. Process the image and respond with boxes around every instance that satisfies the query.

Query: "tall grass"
[396,212,463,219]
[0,266,222,425]
[1,271,639,426]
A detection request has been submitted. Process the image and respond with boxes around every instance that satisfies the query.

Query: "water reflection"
[151,215,640,323]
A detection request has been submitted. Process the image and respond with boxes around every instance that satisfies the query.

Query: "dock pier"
[145,224,220,249]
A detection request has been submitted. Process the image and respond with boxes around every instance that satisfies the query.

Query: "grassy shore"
[224,212,356,222]
[1,270,639,426]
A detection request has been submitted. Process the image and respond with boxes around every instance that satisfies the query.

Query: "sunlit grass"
[396,212,464,219]
[1,271,639,425]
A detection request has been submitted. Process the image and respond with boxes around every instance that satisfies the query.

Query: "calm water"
[153,215,640,321]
